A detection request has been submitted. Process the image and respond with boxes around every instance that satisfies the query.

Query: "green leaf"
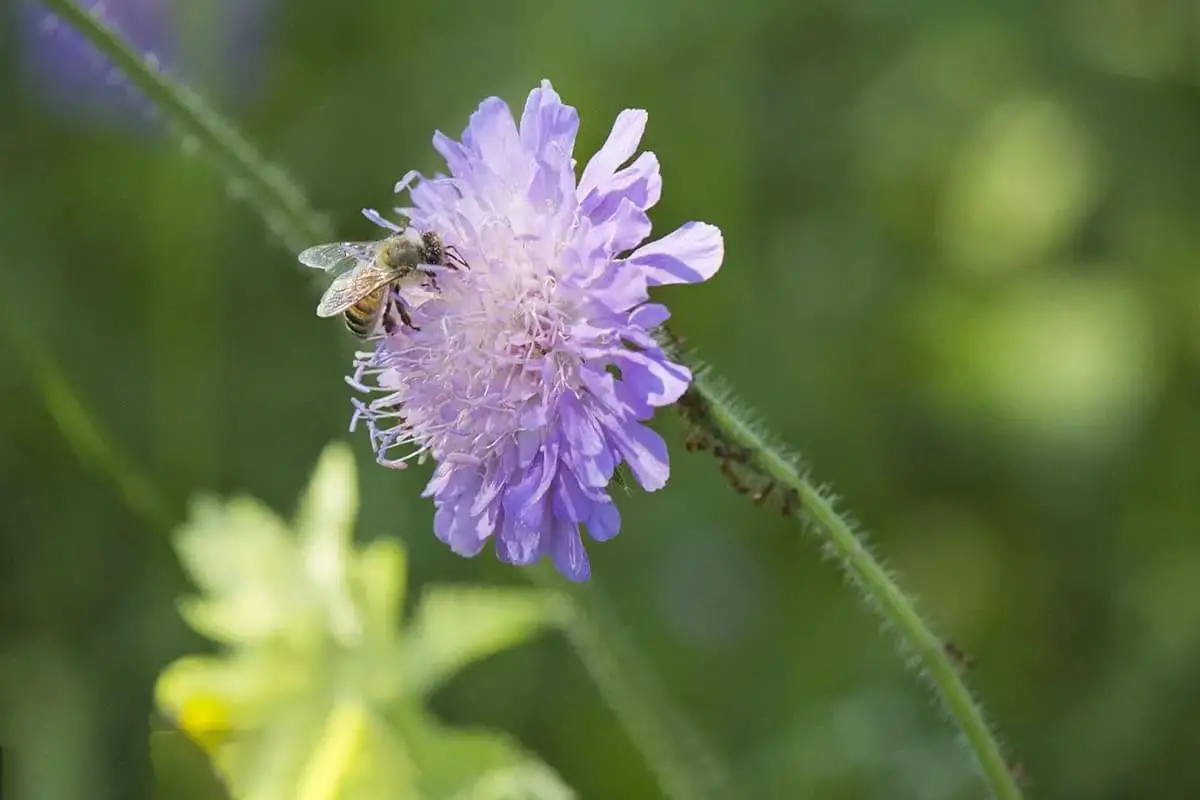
[292,443,363,647]
[294,442,358,556]
[346,540,409,705]
[172,444,370,649]
[352,539,407,639]
[390,705,575,800]
[175,496,296,598]
[153,445,571,800]
[156,653,314,740]
[404,586,566,696]
[150,720,231,800]
[197,700,422,800]
[294,702,421,800]
[212,701,332,800]
[174,495,323,647]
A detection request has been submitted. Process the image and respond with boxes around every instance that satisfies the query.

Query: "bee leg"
[445,245,468,270]
[397,300,419,332]
[381,309,398,336]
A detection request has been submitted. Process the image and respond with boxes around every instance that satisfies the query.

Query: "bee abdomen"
[343,311,375,339]
[343,288,386,339]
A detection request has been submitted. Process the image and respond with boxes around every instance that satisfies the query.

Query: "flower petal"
[466,97,523,180]
[551,471,591,523]
[422,462,455,499]
[581,151,661,221]
[605,419,670,491]
[626,221,724,286]
[519,80,579,171]
[551,518,591,581]
[470,464,508,516]
[613,351,692,407]
[586,501,621,541]
[495,503,543,565]
[434,490,489,557]
[362,208,402,232]
[590,197,652,255]
[432,131,474,179]
[586,261,649,314]
[629,302,670,330]
[558,393,605,457]
[578,109,648,200]
[611,375,655,421]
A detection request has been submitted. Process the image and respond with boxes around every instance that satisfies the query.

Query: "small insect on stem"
[684,430,710,452]
[751,480,775,505]
[780,488,799,517]
[943,641,976,670]
[717,459,748,493]
[676,388,709,420]
[713,443,752,463]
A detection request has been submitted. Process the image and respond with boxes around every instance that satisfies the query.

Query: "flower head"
[22,0,272,127]
[155,442,570,797]
[349,80,723,581]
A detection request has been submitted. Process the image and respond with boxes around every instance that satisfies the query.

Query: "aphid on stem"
[944,641,976,670]
[780,489,799,517]
[751,481,775,505]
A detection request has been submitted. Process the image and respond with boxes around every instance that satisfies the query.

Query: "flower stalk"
[527,563,728,799]
[660,329,1022,800]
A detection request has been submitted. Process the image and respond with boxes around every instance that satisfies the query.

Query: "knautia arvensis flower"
[347,80,723,580]
[23,0,272,126]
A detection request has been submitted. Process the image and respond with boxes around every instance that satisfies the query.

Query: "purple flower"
[20,0,272,127]
[348,80,723,581]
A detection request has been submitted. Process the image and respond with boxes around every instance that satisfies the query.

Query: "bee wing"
[298,241,379,273]
[315,264,398,317]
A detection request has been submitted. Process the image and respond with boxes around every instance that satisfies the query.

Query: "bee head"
[420,231,445,267]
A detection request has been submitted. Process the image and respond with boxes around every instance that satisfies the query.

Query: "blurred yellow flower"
[152,442,573,800]
[175,692,230,753]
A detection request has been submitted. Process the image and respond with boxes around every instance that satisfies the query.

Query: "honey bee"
[298,229,465,339]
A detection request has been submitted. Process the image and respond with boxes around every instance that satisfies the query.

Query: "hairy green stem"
[669,345,1022,800]
[42,2,1020,796]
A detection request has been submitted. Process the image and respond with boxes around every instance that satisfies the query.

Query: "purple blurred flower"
[19,0,271,127]
[349,80,723,580]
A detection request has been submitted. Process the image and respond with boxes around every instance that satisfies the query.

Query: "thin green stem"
[527,564,726,800]
[4,316,176,532]
[673,349,1022,800]
[37,0,331,252]
[747,433,1017,798]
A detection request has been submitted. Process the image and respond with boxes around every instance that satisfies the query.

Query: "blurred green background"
[3,0,1200,797]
